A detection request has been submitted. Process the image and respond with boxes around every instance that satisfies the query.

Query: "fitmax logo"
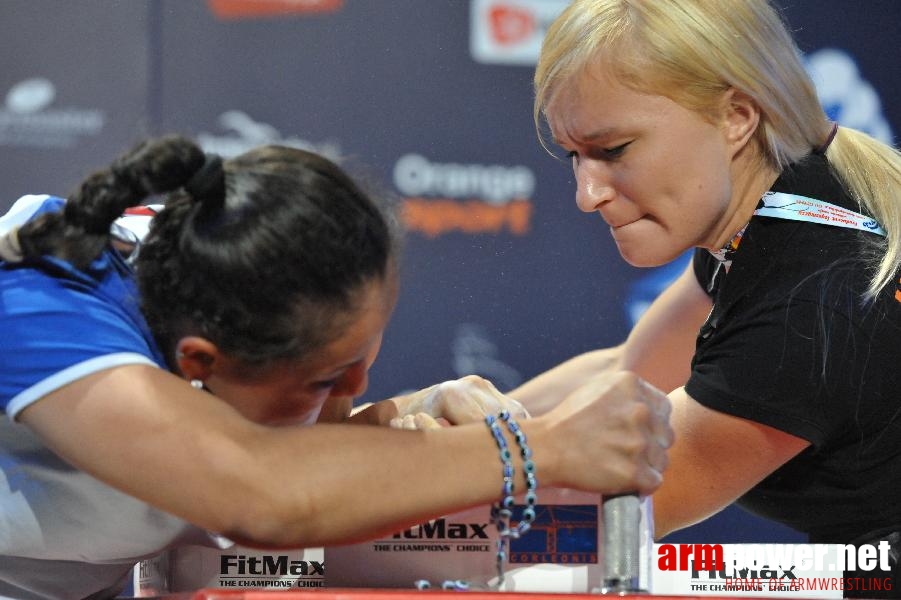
[220,555,324,576]
[393,518,489,540]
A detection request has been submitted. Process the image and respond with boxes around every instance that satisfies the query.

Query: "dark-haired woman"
[0,135,672,599]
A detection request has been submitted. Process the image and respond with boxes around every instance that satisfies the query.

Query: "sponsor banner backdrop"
[0,0,899,554]
[0,1,153,201]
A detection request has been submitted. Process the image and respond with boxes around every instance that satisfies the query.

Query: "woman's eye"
[313,379,338,390]
[567,143,631,164]
[602,142,630,158]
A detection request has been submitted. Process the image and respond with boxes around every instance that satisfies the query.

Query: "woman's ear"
[174,336,219,382]
[721,88,761,157]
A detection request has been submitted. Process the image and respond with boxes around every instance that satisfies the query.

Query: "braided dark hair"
[17,135,205,268]
[18,134,397,371]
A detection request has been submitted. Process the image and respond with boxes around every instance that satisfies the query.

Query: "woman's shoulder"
[772,154,853,209]
[743,154,876,278]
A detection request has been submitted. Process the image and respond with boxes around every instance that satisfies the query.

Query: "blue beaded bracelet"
[484,411,539,588]
[499,410,538,537]
[485,413,514,531]
[413,412,539,592]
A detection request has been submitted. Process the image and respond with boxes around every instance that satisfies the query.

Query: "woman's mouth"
[608,215,644,230]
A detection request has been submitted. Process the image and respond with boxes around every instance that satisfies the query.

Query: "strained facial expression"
[546,67,736,266]
[208,276,397,426]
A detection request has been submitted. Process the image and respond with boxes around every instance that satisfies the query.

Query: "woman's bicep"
[652,387,810,538]
[620,262,713,392]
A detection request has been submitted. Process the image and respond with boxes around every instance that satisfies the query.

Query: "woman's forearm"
[22,364,671,549]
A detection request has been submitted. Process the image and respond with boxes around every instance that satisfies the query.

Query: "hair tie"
[0,227,23,262]
[814,122,839,155]
[184,154,225,208]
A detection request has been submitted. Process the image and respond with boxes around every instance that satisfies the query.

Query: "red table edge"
[142,590,815,600]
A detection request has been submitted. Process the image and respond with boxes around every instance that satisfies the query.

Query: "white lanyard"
[755,191,886,236]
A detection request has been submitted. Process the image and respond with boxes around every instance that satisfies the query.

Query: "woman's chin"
[615,241,683,268]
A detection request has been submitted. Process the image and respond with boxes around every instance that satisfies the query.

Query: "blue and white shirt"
[0,195,225,600]
[0,195,165,418]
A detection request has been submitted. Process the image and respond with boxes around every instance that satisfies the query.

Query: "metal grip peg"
[601,493,643,594]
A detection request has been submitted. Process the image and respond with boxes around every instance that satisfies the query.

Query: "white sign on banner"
[135,503,895,598]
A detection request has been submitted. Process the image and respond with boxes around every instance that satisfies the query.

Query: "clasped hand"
[387,375,529,430]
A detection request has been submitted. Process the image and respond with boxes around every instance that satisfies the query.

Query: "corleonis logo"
[508,505,598,564]
[208,0,342,19]
[393,153,535,238]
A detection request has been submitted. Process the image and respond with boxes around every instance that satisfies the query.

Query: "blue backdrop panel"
[0,0,898,547]
[0,1,154,201]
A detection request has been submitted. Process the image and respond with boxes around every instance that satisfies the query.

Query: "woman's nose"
[575,160,616,213]
[331,364,369,399]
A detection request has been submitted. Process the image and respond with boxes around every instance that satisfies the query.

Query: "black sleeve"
[685,292,870,448]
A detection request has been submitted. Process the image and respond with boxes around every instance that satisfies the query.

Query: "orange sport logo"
[393,153,536,238]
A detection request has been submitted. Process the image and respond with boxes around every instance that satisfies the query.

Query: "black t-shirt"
[685,154,901,543]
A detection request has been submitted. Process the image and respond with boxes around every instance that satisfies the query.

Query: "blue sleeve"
[0,262,162,419]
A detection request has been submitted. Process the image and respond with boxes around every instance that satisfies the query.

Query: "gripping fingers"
[630,380,672,492]
[413,413,443,430]
[436,377,531,425]
[389,412,443,430]
[639,379,674,449]
[635,461,665,495]
[393,376,530,427]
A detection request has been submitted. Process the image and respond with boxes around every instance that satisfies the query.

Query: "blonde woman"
[516,0,901,592]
